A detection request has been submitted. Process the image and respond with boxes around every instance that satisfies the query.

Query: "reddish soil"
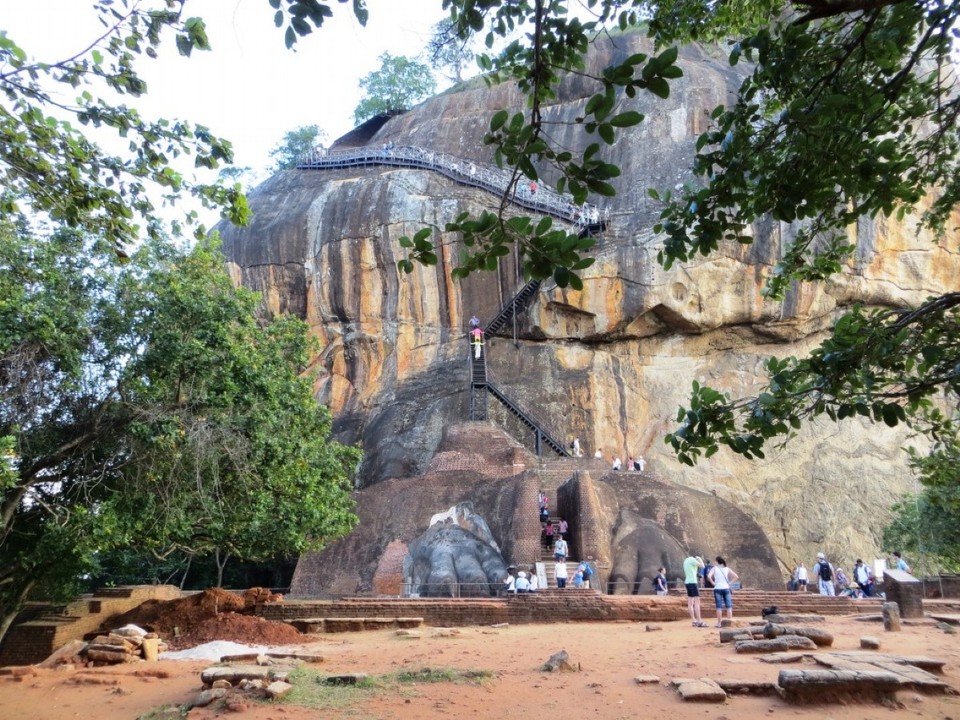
[2,612,959,720]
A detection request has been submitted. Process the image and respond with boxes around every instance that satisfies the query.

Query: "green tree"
[427,18,475,84]
[353,53,437,125]
[0,227,360,642]
[883,431,960,575]
[0,3,251,254]
[269,124,326,171]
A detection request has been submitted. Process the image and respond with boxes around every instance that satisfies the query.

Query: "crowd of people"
[790,550,911,598]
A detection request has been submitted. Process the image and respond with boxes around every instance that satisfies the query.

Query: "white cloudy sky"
[4,0,451,177]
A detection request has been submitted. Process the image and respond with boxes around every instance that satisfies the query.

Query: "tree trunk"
[0,578,35,648]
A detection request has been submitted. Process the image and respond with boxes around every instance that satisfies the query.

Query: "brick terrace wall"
[0,585,182,667]
[261,589,870,628]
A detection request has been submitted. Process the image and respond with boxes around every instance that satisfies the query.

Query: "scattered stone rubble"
[671,619,956,705]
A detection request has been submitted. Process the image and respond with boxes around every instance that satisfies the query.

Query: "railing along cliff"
[296,145,602,227]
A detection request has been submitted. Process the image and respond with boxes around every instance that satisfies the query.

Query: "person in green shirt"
[683,553,706,627]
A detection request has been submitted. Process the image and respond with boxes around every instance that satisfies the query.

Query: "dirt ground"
[2,612,960,720]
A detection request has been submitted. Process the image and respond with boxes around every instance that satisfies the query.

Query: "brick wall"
[260,588,868,628]
[0,585,182,667]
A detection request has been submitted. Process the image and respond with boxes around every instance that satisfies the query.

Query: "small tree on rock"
[353,53,437,125]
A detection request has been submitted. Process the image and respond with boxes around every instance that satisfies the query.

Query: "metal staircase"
[484,279,543,337]
[468,275,569,457]
[485,382,569,457]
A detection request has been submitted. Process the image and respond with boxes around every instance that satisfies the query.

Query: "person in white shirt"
[553,536,568,562]
[708,556,740,627]
[554,560,568,588]
[528,570,539,592]
[514,571,531,593]
[612,457,622,470]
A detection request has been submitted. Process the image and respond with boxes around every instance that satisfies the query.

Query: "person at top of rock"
[612,456,622,470]
[594,448,603,459]
[469,315,480,328]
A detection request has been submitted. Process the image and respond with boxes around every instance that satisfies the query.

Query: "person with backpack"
[853,558,874,597]
[578,559,594,589]
[814,552,835,596]
[653,567,668,596]
[701,559,715,589]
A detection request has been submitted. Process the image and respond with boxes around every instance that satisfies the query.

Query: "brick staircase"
[0,585,182,667]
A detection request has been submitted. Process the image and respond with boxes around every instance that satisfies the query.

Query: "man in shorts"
[683,553,706,627]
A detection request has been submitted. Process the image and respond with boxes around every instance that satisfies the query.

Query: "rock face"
[219,31,960,578]
[291,423,783,595]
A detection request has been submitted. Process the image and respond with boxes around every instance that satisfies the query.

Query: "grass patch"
[281,665,494,711]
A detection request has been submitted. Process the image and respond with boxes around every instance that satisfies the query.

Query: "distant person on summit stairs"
[470,326,483,359]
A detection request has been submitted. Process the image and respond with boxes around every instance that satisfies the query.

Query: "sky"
[3,0,452,180]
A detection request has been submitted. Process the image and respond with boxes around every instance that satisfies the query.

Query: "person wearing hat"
[813,552,835,596]
[515,570,531,593]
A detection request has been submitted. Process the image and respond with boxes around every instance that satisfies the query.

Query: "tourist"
[543,519,555,549]
[553,535,568,563]
[558,517,568,540]
[572,567,584,587]
[594,448,603,459]
[514,571,531,593]
[654,567,668,596]
[470,326,484,359]
[708,556,739,627]
[504,570,516,594]
[893,551,912,574]
[814,552,835,596]
[835,566,849,592]
[572,437,582,457]
[853,559,874,597]
[635,456,645,472]
[796,561,808,590]
[555,559,568,588]
[528,569,539,592]
[469,315,480,328]
[612,456,622,470]
[683,553,707,627]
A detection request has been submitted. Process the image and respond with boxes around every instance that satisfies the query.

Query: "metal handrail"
[296,144,603,227]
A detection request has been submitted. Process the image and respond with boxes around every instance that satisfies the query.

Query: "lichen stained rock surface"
[219,30,960,575]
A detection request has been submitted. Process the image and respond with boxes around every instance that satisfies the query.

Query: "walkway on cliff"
[296,144,605,234]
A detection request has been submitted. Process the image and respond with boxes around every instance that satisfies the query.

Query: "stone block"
[860,636,881,650]
[672,678,727,702]
[634,675,660,684]
[265,680,294,699]
[883,570,924,619]
[882,602,902,632]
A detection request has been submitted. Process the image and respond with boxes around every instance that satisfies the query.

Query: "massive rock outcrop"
[220,31,959,577]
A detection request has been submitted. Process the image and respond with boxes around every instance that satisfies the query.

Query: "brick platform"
[261,589,875,629]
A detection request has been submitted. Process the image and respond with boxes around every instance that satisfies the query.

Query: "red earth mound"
[105,587,299,648]
[169,612,302,649]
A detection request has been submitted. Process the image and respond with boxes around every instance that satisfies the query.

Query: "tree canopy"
[0,1,250,254]
[0,228,360,640]
[270,124,327,171]
[353,52,438,125]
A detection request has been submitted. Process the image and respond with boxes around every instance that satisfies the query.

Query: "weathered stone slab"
[758,652,806,664]
[778,668,900,702]
[190,688,228,707]
[735,637,817,654]
[265,680,294,698]
[719,627,762,643]
[860,636,881,650]
[634,675,660,684]
[201,665,278,685]
[762,623,833,646]
[716,679,780,696]
[764,613,825,624]
[672,678,727,702]
[38,640,88,668]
